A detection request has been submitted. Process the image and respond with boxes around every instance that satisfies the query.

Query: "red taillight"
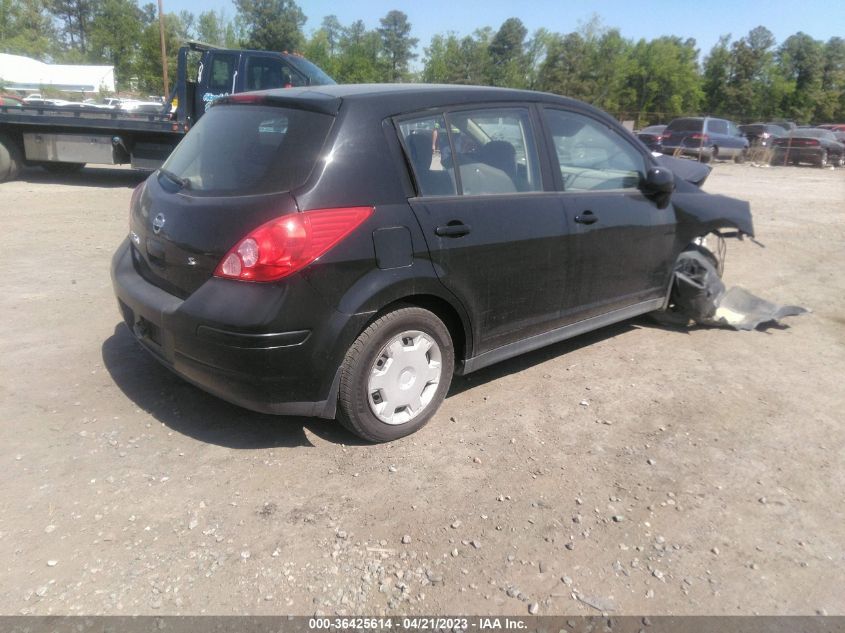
[226,94,267,104]
[214,207,374,282]
[690,133,709,141]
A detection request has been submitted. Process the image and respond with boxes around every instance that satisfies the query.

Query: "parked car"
[0,94,23,107]
[660,116,749,162]
[770,128,845,167]
[767,120,797,132]
[111,85,753,442]
[635,124,666,152]
[738,123,787,148]
[817,123,845,133]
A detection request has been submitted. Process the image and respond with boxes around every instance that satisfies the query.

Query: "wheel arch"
[371,293,471,364]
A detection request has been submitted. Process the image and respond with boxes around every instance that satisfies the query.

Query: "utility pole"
[157,0,169,97]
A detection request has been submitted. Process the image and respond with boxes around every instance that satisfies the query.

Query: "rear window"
[160,104,333,195]
[666,118,703,132]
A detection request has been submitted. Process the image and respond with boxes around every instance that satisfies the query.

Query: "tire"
[42,162,85,174]
[818,150,828,168]
[337,307,454,443]
[837,154,845,168]
[733,149,747,164]
[701,146,717,164]
[0,133,23,183]
[650,244,721,327]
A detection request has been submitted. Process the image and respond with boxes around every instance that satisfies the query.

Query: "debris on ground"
[666,248,807,330]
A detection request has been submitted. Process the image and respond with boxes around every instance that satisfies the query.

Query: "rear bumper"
[771,147,827,163]
[661,144,714,160]
[110,238,365,418]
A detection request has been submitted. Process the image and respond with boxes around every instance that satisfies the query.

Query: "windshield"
[667,118,703,132]
[789,129,832,139]
[286,56,336,86]
[160,104,333,196]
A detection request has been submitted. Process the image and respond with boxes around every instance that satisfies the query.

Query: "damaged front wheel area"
[651,245,721,327]
[651,242,807,330]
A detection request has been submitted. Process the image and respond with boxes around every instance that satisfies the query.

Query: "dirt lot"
[1,162,843,617]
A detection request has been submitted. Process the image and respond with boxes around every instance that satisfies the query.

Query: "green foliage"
[1,3,844,123]
[89,0,142,88]
[488,17,527,87]
[49,0,95,54]
[0,0,56,60]
[233,0,305,52]
[378,10,417,82]
[421,31,489,85]
[133,12,186,95]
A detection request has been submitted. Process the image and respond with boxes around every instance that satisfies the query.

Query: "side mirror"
[642,166,674,208]
[644,166,674,193]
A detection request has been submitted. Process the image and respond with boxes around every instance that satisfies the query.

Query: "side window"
[544,109,644,191]
[208,54,239,93]
[708,119,728,135]
[446,108,542,195]
[246,57,305,90]
[398,115,458,197]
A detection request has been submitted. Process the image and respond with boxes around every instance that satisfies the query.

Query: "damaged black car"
[112,84,764,443]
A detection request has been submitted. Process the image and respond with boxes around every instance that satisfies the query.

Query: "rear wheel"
[0,133,23,183]
[337,307,454,443]
[733,149,747,164]
[701,146,717,163]
[41,162,86,174]
[818,150,829,168]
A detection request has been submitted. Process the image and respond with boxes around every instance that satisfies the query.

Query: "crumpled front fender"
[672,191,755,238]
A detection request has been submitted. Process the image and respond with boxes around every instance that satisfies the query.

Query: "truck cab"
[178,42,336,125]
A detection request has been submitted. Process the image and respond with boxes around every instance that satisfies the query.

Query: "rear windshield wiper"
[158,168,190,190]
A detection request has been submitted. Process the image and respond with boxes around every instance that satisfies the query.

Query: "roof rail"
[185,40,223,52]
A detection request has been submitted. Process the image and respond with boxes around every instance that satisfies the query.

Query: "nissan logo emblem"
[152,213,166,234]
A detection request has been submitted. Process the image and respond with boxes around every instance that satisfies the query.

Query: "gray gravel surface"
[0,163,843,615]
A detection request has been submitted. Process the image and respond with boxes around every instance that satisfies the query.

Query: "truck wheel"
[337,307,454,443]
[0,133,23,183]
[42,162,86,174]
[818,150,829,168]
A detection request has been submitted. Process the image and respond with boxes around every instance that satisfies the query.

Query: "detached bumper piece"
[672,250,807,331]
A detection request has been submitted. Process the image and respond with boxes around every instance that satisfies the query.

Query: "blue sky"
[164,0,845,60]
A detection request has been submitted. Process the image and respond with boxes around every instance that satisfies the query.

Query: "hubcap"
[367,330,442,425]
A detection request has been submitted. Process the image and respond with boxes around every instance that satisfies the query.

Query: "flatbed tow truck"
[0,41,335,182]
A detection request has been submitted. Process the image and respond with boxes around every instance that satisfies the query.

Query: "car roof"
[219,83,597,119]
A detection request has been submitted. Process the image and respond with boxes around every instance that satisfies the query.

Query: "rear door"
[399,107,569,355]
[542,107,676,322]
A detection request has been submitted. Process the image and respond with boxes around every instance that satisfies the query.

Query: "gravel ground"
[0,162,843,616]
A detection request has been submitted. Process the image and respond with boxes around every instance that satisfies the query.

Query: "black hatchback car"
[111,85,753,442]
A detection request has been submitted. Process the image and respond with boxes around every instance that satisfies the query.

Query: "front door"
[542,107,676,322]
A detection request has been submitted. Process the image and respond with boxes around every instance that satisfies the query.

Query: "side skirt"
[459,298,665,375]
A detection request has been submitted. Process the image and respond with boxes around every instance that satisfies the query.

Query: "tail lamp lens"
[215,206,374,282]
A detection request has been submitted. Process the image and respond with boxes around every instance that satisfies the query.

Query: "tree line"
[2,0,844,124]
